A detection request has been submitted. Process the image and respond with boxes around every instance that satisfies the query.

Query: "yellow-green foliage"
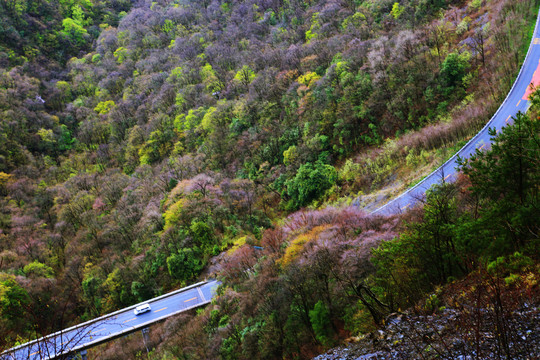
[234,65,256,87]
[334,60,349,78]
[56,80,71,97]
[201,106,217,131]
[71,4,89,26]
[470,0,483,10]
[456,16,472,35]
[343,301,377,334]
[487,252,534,277]
[175,107,205,131]
[175,93,185,109]
[227,236,248,255]
[201,63,223,93]
[172,140,185,156]
[405,147,431,168]
[163,198,187,230]
[338,139,398,188]
[391,2,404,19]
[62,17,87,43]
[0,171,11,195]
[23,261,54,278]
[82,262,98,279]
[0,172,11,189]
[298,71,320,88]
[283,145,298,166]
[162,19,174,33]
[342,12,366,31]
[168,66,183,83]
[94,100,115,114]
[94,87,109,100]
[113,47,129,63]
[220,2,231,13]
[116,30,129,46]
[102,268,121,312]
[138,121,174,165]
[525,272,538,287]
[504,273,520,286]
[37,128,54,143]
[338,159,361,183]
[305,12,320,42]
[163,179,189,208]
[279,225,329,267]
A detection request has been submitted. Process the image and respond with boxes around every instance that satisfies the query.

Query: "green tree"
[440,52,469,89]
[139,115,175,164]
[372,182,465,309]
[201,63,224,93]
[62,17,88,44]
[0,172,11,196]
[94,100,116,115]
[82,276,103,315]
[113,47,129,64]
[234,65,256,91]
[57,124,76,152]
[285,161,338,209]
[457,112,539,254]
[0,274,29,328]
[309,300,333,346]
[23,261,54,278]
[190,220,215,248]
[391,2,404,19]
[166,248,205,281]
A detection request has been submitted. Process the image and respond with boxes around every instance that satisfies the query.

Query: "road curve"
[3,8,540,360]
[1,280,220,360]
[372,8,540,216]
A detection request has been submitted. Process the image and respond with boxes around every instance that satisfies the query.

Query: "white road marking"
[197,286,206,302]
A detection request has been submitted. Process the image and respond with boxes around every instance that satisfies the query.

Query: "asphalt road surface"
[4,8,540,360]
[1,280,219,360]
[373,10,540,216]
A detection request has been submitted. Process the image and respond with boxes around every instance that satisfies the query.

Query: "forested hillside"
[0,0,538,358]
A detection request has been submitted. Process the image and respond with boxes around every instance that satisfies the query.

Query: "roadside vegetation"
[114,110,535,360]
[0,0,538,358]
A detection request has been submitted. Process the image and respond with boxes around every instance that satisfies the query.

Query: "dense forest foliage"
[0,0,538,358]
[135,112,537,360]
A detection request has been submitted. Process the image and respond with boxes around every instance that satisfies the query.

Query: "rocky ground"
[314,280,540,360]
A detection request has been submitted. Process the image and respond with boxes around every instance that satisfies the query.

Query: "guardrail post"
[141,327,150,354]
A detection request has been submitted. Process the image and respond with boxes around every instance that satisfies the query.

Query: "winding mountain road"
[3,8,540,360]
[373,9,540,215]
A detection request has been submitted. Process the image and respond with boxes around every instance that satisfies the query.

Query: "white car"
[133,303,151,315]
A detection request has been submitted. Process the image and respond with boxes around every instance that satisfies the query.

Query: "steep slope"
[0,0,538,357]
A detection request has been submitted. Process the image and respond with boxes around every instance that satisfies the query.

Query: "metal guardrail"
[371,6,540,215]
[1,280,217,360]
[4,5,540,360]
